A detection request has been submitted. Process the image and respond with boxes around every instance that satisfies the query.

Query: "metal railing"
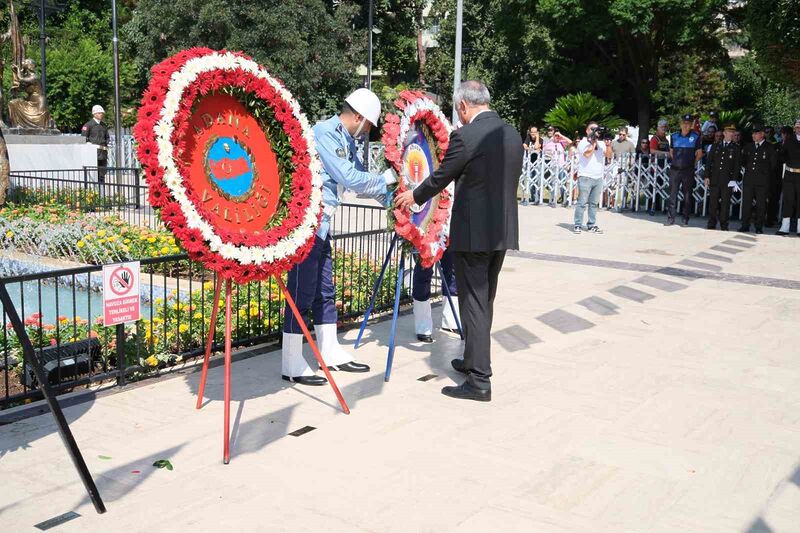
[0,199,437,408]
[519,151,748,218]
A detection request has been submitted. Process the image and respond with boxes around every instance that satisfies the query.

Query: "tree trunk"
[636,90,652,141]
[416,4,426,85]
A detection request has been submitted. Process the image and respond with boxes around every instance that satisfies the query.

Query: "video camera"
[588,125,613,142]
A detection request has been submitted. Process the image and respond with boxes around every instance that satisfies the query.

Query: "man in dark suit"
[704,124,741,230]
[739,124,777,233]
[396,80,522,402]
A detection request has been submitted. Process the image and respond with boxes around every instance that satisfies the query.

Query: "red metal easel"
[195,275,350,464]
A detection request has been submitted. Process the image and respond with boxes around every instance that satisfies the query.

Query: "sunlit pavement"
[2,205,800,532]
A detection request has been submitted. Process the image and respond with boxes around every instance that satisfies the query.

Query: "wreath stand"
[353,233,463,382]
[194,275,350,464]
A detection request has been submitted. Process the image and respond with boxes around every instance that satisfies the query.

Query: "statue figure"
[9,58,51,129]
[0,128,8,204]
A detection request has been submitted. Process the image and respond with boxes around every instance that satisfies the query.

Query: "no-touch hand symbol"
[109,266,135,296]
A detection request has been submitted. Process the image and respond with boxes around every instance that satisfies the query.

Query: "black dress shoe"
[451,358,467,375]
[282,375,327,386]
[417,334,433,343]
[665,219,675,227]
[738,225,751,233]
[441,381,491,402]
[720,226,729,231]
[777,230,789,236]
[681,218,690,227]
[327,361,370,373]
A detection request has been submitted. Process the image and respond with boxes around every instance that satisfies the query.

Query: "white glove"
[727,180,740,193]
[383,168,398,186]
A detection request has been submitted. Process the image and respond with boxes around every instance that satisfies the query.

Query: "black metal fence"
[0,171,435,408]
[8,167,160,230]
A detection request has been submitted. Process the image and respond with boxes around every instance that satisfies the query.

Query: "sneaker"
[587,226,603,234]
[573,225,582,234]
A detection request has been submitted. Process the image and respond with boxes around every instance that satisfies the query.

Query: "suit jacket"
[703,141,741,186]
[741,141,777,186]
[412,111,522,252]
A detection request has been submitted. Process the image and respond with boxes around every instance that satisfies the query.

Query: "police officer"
[282,88,397,386]
[412,250,460,343]
[764,125,783,227]
[82,105,110,182]
[704,123,741,231]
[665,114,703,226]
[776,119,800,236]
[738,124,777,234]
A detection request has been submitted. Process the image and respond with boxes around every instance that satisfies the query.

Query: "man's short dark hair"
[342,101,356,115]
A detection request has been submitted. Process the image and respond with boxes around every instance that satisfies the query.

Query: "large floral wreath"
[134,48,322,283]
[382,90,453,268]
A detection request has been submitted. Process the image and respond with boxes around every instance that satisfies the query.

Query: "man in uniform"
[282,88,397,386]
[777,119,800,236]
[738,124,777,233]
[665,114,703,227]
[704,123,741,231]
[82,105,110,182]
[412,250,460,343]
[764,125,783,227]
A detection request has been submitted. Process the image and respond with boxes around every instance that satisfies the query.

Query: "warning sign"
[103,261,141,326]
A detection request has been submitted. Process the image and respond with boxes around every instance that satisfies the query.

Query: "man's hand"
[395,189,416,210]
[704,178,709,188]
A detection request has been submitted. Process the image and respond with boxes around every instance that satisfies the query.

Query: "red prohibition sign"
[109,266,135,296]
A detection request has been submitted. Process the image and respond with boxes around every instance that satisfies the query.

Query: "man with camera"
[573,122,612,234]
[665,114,703,226]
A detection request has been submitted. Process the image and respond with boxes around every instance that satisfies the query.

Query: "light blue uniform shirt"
[313,115,387,239]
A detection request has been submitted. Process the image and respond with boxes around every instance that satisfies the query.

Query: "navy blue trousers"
[412,249,458,301]
[283,236,338,333]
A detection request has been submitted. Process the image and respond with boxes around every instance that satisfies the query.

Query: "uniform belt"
[787,166,800,174]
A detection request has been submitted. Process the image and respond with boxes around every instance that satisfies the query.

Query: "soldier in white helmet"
[82,105,110,182]
[282,88,398,386]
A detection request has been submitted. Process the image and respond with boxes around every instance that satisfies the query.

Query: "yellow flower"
[97,229,106,237]
[147,237,156,243]
[203,281,213,291]
[77,240,85,248]
[249,307,259,317]
[5,230,13,238]
[107,235,117,242]
[145,355,159,367]
[178,324,189,333]
[123,238,131,244]
[160,246,170,255]
[238,309,247,319]
[193,312,203,320]
[97,238,105,244]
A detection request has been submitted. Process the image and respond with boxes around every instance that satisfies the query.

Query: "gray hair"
[657,119,668,127]
[453,80,491,107]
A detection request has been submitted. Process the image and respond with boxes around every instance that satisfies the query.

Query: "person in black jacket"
[739,124,777,233]
[396,80,522,402]
[777,119,800,235]
[703,124,741,230]
[82,105,110,182]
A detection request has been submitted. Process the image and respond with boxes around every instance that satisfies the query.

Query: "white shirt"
[469,109,491,123]
[577,138,605,179]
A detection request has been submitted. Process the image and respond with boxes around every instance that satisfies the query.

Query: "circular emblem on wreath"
[134,49,323,282]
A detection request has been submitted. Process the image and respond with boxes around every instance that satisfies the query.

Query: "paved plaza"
[2,205,800,532]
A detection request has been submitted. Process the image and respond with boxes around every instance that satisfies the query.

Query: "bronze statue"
[3,0,51,130]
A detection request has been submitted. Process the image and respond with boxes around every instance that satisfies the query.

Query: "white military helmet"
[345,88,381,127]
[92,105,105,114]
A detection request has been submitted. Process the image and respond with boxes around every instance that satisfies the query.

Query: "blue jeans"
[574,176,603,227]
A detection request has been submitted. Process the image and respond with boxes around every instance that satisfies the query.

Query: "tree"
[537,0,728,133]
[727,53,800,126]
[747,0,800,87]
[371,1,429,86]
[122,0,365,121]
[543,92,625,136]
[652,52,728,124]
[422,0,556,129]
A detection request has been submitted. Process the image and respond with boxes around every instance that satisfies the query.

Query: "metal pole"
[363,0,373,168]
[111,0,123,170]
[39,0,47,101]
[452,0,463,123]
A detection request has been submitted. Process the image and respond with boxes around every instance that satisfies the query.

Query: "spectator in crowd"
[650,119,670,155]
[714,129,724,144]
[573,121,612,234]
[702,111,720,134]
[780,125,792,145]
[544,125,556,145]
[523,125,543,163]
[702,125,717,152]
[692,115,702,134]
[542,128,572,207]
[665,114,703,226]
[776,119,800,236]
[82,104,109,183]
[764,126,775,143]
[733,129,742,145]
[739,124,777,234]
[765,125,783,226]
[637,137,651,157]
[704,123,741,231]
[636,138,657,215]
[610,127,636,209]
[612,126,635,157]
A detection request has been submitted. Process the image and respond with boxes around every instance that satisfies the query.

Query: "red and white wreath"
[134,48,323,282]
[382,90,454,268]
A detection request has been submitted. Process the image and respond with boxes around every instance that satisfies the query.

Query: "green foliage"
[122,0,365,121]
[543,92,625,135]
[372,1,428,85]
[653,52,728,122]
[727,54,800,126]
[718,109,754,133]
[747,0,800,87]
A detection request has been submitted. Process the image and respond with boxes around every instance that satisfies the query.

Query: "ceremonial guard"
[777,119,800,236]
[281,89,397,386]
[704,124,741,231]
[739,124,777,233]
[82,105,110,182]
[412,250,460,343]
